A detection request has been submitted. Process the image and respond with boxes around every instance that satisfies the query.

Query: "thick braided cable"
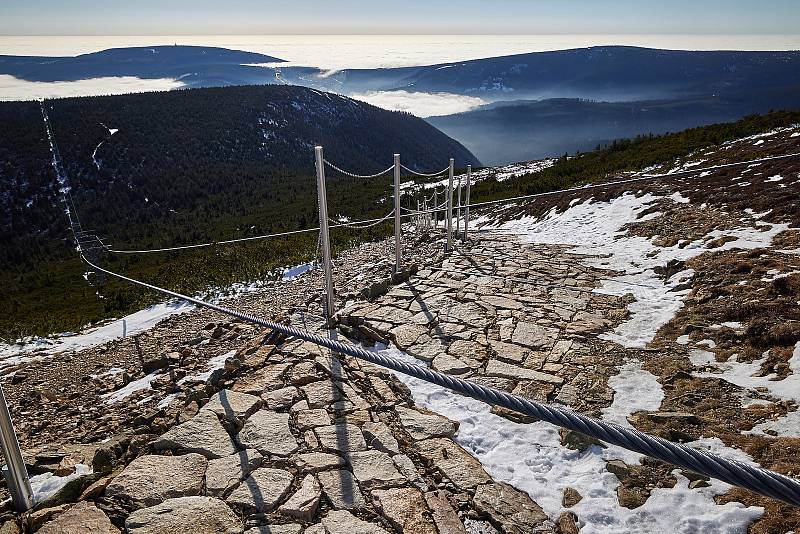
[400,163,451,177]
[79,253,800,507]
[323,159,395,179]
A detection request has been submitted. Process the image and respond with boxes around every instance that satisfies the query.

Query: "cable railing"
[400,163,452,177]
[322,158,396,179]
[77,251,800,507]
[19,127,800,514]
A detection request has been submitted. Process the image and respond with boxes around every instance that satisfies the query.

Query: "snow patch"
[377,343,762,533]
[696,342,800,404]
[179,349,236,384]
[101,371,160,404]
[478,192,789,348]
[30,464,92,503]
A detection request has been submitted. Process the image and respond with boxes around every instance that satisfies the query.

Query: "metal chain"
[323,159,396,179]
[81,253,800,507]
[329,210,396,229]
[400,163,451,177]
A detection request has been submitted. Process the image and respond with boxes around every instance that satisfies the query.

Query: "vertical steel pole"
[393,154,402,271]
[0,385,34,512]
[463,164,472,242]
[314,147,335,319]
[456,173,462,234]
[417,199,422,234]
[434,189,438,229]
[423,194,428,231]
[446,158,454,252]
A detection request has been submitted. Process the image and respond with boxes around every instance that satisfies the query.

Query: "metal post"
[393,154,402,271]
[416,199,421,234]
[434,189,438,228]
[0,384,34,512]
[446,158,454,252]
[423,195,428,231]
[456,173,463,235]
[314,147,335,319]
[463,164,472,242]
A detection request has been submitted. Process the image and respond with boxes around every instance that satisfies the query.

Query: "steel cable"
[80,253,800,507]
[108,216,397,254]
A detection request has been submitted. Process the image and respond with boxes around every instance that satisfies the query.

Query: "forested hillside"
[0,85,478,338]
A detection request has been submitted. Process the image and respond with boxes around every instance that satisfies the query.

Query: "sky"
[2,0,799,36]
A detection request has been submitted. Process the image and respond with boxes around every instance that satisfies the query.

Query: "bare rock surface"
[244,526,302,534]
[473,482,552,534]
[37,501,119,534]
[372,487,437,534]
[321,510,390,534]
[236,411,298,457]
[226,468,294,513]
[153,409,238,459]
[125,496,242,534]
[317,469,367,510]
[396,406,457,440]
[314,424,367,453]
[347,450,405,490]
[425,490,467,534]
[205,449,263,497]
[415,438,491,490]
[105,453,207,507]
[278,474,321,521]
[203,390,262,422]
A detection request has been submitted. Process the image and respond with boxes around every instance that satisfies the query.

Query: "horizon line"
[3,32,800,37]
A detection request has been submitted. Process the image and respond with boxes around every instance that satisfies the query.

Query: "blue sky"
[2,0,799,35]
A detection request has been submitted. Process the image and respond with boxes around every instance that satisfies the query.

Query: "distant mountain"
[0,45,285,87]
[7,45,800,104]
[428,89,800,164]
[4,44,800,172]
[317,46,800,102]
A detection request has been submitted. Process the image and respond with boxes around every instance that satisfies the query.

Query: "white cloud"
[0,75,185,101]
[349,90,484,118]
